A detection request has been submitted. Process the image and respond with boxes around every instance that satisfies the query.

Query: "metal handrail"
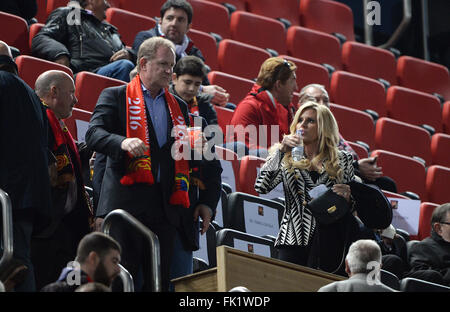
[118,263,134,292]
[0,188,13,271]
[101,209,161,292]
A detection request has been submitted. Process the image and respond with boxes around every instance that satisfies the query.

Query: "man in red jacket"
[229,57,298,156]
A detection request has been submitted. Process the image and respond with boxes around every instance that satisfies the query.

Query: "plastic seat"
[371,149,426,200]
[425,165,450,205]
[217,39,271,80]
[380,269,400,291]
[214,105,234,139]
[224,192,284,239]
[187,28,219,71]
[35,0,48,23]
[329,103,375,149]
[29,23,44,52]
[281,55,330,92]
[0,11,30,55]
[246,0,300,27]
[229,11,287,55]
[286,26,342,70]
[341,41,397,85]
[207,71,254,105]
[431,133,450,167]
[442,101,450,135]
[386,86,442,133]
[105,8,156,47]
[46,0,68,16]
[63,108,92,142]
[330,70,387,118]
[299,0,355,42]
[15,55,73,88]
[193,222,218,267]
[396,55,450,101]
[346,141,369,160]
[74,71,126,112]
[213,187,230,229]
[400,277,450,292]
[237,155,267,196]
[216,228,278,259]
[118,0,165,19]
[214,145,240,193]
[417,202,439,241]
[207,0,247,12]
[375,117,432,166]
[187,0,231,39]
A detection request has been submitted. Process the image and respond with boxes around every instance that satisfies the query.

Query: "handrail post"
[101,209,161,292]
[118,264,134,292]
[0,188,13,271]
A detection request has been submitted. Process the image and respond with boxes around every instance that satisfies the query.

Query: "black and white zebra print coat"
[255,148,356,247]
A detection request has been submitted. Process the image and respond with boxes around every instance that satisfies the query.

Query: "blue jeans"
[169,231,193,292]
[95,59,135,82]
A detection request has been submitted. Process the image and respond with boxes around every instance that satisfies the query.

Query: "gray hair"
[0,40,12,58]
[137,37,175,73]
[431,203,450,227]
[298,83,329,104]
[345,239,381,274]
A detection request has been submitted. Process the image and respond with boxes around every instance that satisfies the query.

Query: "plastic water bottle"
[291,129,304,161]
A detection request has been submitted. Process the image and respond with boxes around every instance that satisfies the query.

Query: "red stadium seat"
[286,26,342,70]
[247,0,300,26]
[417,202,439,241]
[36,0,48,23]
[330,70,386,117]
[300,0,355,42]
[330,103,375,149]
[207,71,254,106]
[341,41,397,85]
[217,39,271,80]
[375,117,432,166]
[443,101,450,135]
[396,55,450,100]
[105,8,156,47]
[187,0,231,39]
[63,108,92,142]
[371,149,426,200]
[347,141,369,160]
[15,55,73,88]
[0,11,30,55]
[187,28,219,71]
[238,155,266,196]
[74,71,126,112]
[207,0,247,12]
[425,165,450,205]
[431,133,450,167]
[214,106,234,138]
[29,23,44,52]
[229,11,287,55]
[214,145,240,192]
[386,86,442,133]
[281,55,330,92]
[119,0,165,19]
[46,0,68,16]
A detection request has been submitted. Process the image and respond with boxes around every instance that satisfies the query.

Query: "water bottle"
[291,129,304,161]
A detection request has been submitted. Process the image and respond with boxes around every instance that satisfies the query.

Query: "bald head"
[35,70,77,119]
[0,41,12,57]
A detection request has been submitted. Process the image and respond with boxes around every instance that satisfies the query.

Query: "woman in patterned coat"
[255,102,361,276]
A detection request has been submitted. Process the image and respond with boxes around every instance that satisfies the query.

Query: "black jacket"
[31,6,135,74]
[0,0,37,21]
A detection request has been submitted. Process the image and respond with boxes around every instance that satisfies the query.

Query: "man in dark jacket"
[31,0,135,82]
[133,0,230,108]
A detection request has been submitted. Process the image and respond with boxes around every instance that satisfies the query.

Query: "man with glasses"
[406,203,450,287]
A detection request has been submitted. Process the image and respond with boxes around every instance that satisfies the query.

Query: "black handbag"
[307,188,350,225]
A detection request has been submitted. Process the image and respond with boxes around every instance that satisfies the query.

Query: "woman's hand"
[280,134,301,153]
[332,184,351,202]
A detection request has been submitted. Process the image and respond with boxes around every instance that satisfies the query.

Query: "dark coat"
[0,0,37,20]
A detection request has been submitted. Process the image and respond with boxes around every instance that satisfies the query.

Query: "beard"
[93,261,114,287]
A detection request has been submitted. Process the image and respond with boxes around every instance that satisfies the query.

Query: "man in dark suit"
[86,36,217,291]
[0,41,51,291]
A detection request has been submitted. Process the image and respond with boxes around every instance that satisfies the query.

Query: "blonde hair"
[137,37,175,73]
[272,101,342,181]
[256,57,297,90]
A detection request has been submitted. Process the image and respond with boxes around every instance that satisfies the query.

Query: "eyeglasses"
[273,59,291,81]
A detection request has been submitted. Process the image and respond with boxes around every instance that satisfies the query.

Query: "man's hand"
[358,156,382,181]
[121,138,148,157]
[194,204,212,235]
[110,49,131,62]
[54,55,70,67]
[202,85,229,107]
[94,217,104,232]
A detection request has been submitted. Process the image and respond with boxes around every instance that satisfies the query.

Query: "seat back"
[187,28,219,71]
[346,141,369,160]
[119,0,165,19]
[386,86,442,133]
[0,11,30,55]
[238,155,266,196]
[400,277,450,292]
[46,0,68,16]
[247,0,300,26]
[380,269,400,290]
[417,202,439,241]
[207,0,247,12]
[207,71,254,106]
[330,103,375,149]
[63,108,92,142]
[36,0,48,23]
[229,11,287,55]
[217,39,271,80]
[105,8,156,47]
[371,149,426,200]
[214,106,234,138]
[430,133,450,167]
[300,0,354,41]
[188,0,231,39]
[75,71,126,112]
[425,165,450,205]
[214,146,240,193]
[15,55,73,88]
[397,55,450,100]
[281,55,330,91]
[375,117,432,166]
[286,26,342,70]
[330,70,386,117]
[342,41,397,85]
[192,222,218,267]
[28,23,44,52]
